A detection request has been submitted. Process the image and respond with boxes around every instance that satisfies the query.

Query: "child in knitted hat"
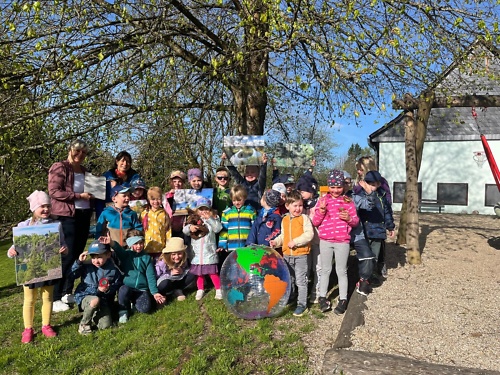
[7,190,68,343]
[246,189,282,249]
[312,170,359,315]
[187,168,204,192]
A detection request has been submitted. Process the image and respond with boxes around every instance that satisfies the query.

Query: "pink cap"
[27,190,51,212]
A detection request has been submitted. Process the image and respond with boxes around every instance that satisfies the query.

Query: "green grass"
[0,240,314,374]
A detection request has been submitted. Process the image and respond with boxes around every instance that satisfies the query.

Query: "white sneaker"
[52,300,70,312]
[118,310,128,324]
[61,294,75,304]
[215,289,223,300]
[173,289,186,301]
[195,290,205,300]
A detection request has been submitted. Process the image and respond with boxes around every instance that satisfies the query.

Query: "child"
[353,171,395,285]
[187,168,205,192]
[270,191,314,317]
[222,152,268,211]
[183,198,222,300]
[95,185,143,247]
[218,185,256,267]
[142,187,171,257]
[155,237,196,301]
[295,173,321,304]
[246,189,282,248]
[69,241,122,335]
[7,191,68,343]
[312,170,359,315]
[99,232,165,323]
[354,156,392,204]
[164,170,186,238]
[129,176,149,216]
[271,182,288,215]
[213,166,232,216]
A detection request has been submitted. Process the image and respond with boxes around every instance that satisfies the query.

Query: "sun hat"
[170,170,186,181]
[27,190,51,212]
[162,237,187,253]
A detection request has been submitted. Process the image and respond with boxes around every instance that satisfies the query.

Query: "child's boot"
[118,310,128,324]
[195,290,205,300]
[215,289,222,300]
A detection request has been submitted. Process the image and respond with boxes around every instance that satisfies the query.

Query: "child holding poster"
[7,191,68,343]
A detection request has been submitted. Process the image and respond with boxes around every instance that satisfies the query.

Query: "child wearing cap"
[270,191,314,317]
[353,171,395,285]
[187,168,205,192]
[312,170,359,315]
[99,231,165,323]
[246,189,282,249]
[183,197,222,300]
[141,187,171,257]
[129,176,149,216]
[271,182,288,216]
[222,152,268,211]
[155,237,196,301]
[95,185,143,247]
[7,191,68,343]
[69,241,123,335]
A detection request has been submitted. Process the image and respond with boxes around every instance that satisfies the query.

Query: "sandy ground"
[303,213,500,374]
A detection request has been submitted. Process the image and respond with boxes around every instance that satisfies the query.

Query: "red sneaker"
[21,328,34,344]
[41,325,57,338]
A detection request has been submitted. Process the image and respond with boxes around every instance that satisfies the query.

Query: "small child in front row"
[270,191,314,317]
[7,191,68,343]
[246,189,282,248]
[312,170,359,315]
[69,241,122,335]
[99,231,165,323]
[155,237,196,302]
[183,198,223,300]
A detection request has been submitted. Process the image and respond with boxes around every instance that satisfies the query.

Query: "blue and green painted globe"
[220,245,291,320]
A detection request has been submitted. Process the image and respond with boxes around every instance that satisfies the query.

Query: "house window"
[437,183,468,205]
[485,184,500,206]
[392,182,422,203]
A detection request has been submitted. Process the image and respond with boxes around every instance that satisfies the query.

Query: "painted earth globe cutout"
[220,245,291,320]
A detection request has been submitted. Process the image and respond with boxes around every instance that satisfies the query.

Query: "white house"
[369,42,500,215]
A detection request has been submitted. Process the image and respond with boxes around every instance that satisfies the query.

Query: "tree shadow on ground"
[486,236,500,250]
[385,242,407,270]
[0,283,19,299]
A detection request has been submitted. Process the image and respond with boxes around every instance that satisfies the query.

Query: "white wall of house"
[378,139,500,214]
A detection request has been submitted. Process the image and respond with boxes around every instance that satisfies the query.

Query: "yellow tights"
[23,285,54,328]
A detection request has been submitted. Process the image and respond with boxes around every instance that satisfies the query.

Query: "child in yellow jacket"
[141,187,171,258]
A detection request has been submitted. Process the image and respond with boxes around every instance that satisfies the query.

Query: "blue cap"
[126,236,144,248]
[88,240,110,255]
[111,185,134,197]
[195,197,212,209]
[364,171,382,183]
[130,177,147,190]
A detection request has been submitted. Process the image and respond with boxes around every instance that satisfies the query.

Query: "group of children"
[8,154,394,343]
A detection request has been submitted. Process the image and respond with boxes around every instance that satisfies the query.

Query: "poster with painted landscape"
[223,136,265,166]
[13,223,62,286]
[173,188,214,216]
[272,143,314,168]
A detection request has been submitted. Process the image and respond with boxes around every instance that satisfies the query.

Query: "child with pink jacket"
[312,170,359,315]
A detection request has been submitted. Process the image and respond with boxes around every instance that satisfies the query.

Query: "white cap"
[272,183,287,195]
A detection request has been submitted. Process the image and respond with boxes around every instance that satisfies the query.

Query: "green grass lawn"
[0,239,321,375]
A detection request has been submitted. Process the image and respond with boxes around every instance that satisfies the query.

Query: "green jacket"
[111,242,159,294]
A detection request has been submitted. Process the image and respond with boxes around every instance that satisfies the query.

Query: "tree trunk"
[404,110,421,264]
[233,0,269,136]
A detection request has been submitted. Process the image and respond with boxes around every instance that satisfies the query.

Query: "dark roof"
[371,41,500,143]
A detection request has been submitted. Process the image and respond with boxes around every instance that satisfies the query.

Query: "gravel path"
[303,213,500,374]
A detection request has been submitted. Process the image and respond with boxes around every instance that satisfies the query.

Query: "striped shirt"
[219,204,256,251]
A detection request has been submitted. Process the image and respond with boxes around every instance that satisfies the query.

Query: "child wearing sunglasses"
[213,167,232,216]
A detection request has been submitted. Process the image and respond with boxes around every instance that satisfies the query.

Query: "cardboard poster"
[13,223,62,286]
[84,173,106,200]
[129,199,148,216]
[272,143,314,168]
[172,188,214,216]
[223,136,265,166]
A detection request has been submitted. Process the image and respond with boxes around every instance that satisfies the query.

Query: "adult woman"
[95,151,140,220]
[48,139,94,312]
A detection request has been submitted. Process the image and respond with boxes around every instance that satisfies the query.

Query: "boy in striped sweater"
[218,185,256,268]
